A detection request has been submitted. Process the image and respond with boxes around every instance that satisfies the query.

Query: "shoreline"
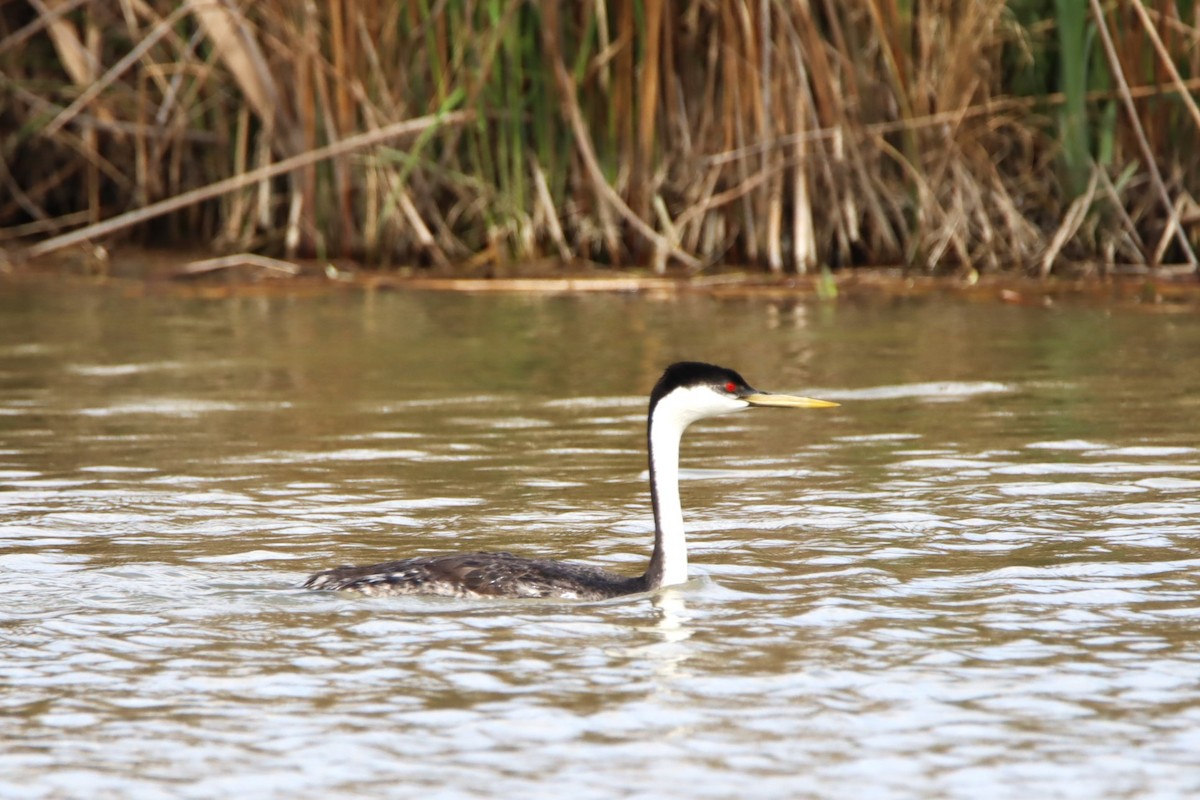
[4,248,1199,311]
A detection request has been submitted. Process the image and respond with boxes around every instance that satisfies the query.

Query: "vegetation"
[2,0,1199,275]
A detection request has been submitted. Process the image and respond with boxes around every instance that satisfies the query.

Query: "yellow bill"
[743,393,839,409]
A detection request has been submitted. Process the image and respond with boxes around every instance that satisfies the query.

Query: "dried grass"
[3,0,1200,273]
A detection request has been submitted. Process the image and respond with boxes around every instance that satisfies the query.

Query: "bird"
[304,361,838,600]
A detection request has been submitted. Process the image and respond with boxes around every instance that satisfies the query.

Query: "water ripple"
[4,292,1200,799]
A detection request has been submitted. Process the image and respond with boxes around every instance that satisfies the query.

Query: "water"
[2,283,1200,798]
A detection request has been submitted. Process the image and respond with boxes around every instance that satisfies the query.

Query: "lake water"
[2,282,1199,798]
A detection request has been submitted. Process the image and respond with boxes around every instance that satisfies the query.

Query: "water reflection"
[2,286,1200,797]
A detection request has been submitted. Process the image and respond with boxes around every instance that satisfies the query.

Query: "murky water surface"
[2,283,1200,798]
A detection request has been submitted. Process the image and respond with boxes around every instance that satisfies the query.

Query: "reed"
[3,0,1199,274]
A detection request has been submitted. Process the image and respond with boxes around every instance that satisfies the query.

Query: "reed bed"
[2,0,1199,274]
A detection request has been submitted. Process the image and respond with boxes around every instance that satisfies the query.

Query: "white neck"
[645,386,748,588]
[649,412,688,586]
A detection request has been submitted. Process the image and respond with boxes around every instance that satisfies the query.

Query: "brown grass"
[2,0,1199,275]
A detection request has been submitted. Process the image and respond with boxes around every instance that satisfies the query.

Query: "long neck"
[644,404,689,589]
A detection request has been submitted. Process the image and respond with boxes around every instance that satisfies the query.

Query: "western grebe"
[304,361,837,599]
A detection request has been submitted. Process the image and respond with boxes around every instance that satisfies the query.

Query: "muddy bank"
[5,248,1199,311]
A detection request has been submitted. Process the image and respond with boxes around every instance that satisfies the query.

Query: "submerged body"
[304,362,837,599]
[305,552,646,600]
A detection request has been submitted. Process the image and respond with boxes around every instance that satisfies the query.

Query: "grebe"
[304,362,837,599]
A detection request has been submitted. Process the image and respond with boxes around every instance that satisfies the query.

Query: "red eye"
[724,381,737,393]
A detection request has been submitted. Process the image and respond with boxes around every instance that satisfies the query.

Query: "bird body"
[304,551,646,600]
[304,362,836,600]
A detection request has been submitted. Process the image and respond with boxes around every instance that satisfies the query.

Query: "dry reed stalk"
[789,52,815,273]
[254,135,273,232]
[395,184,448,268]
[531,157,572,262]
[1095,166,1147,262]
[679,166,722,254]
[761,6,783,273]
[180,253,300,276]
[132,25,148,209]
[28,0,99,88]
[1089,0,1197,270]
[222,105,252,247]
[83,11,101,227]
[786,2,828,273]
[362,163,379,260]
[328,0,352,256]
[1152,195,1191,267]
[41,5,191,139]
[24,111,474,260]
[292,1,322,255]
[313,34,348,254]
[675,164,775,231]
[539,0,700,270]
[635,0,664,223]
[765,170,783,273]
[1126,0,1200,147]
[0,210,92,241]
[1040,168,1098,276]
[614,0,635,197]
[732,1,763,263]
[187,0,292,148]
